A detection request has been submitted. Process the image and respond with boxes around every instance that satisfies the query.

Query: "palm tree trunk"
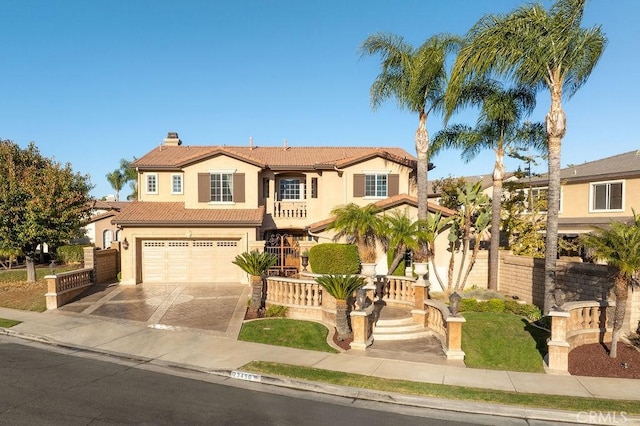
[388,246,406,276]
[447,242,455,291]
[334,299,351,339]
[428,252,446,290]
[416,111,429,221]
[543,94,566,314]
[610,274,629,358]
[249,275,264,314]
[488,149,505,290]
[460,235,483,292]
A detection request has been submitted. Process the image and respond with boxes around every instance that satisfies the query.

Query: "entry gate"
[264,233,300,276]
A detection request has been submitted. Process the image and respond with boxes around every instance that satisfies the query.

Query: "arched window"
[115,229,122,242]
[103,230,113,249]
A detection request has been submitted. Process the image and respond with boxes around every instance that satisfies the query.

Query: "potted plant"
[232,251,278,315]
[316,274,366,341]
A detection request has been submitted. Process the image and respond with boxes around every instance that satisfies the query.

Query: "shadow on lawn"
[522,318,550,359]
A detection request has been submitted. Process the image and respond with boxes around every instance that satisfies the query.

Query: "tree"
[360,33,459,259]
[316,274,366,340]
[379,210,419,275]
[327,203,383,264]
[0,140,93,282]
[431,176,467,211]
[118,158,138,200]
[105,170,126,201]
[433,79,546,290]
[232,251,278,315]
[580,213,640,358]
[448,0,607,313]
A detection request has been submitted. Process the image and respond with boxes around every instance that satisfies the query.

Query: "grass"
[0,265,78,312]
[242,361,640,414]
[239,318,339,353]
[462,312,549,373]
[0,318,21,328]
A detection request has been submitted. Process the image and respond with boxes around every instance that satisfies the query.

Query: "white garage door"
[142,240,241,283]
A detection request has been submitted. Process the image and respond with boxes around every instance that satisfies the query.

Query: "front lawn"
[0,318,21,328]
[0,265,77,312]
[462,312,549,373]
[238,319,339,353]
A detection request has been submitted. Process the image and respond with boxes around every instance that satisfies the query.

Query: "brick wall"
[83,247,119,284]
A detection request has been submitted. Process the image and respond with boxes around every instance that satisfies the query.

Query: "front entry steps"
[371,304,432,341]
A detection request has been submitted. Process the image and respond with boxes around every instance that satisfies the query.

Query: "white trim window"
[210,172,233,202]
[365,173,388,198]
[171,174,183,194]
[278,178,305,201]
[103,230,113,249]
[146,173,158,194]
[590,180,623,212]
[519,187,562,214]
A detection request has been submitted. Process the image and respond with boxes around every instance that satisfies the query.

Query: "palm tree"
[581,213,640,358]
[327,203,383,264]
[448,0,607,312]
[316,274,366,340]
[433,79,546,290]
[105,170,125,201]
[360,33,459,259]
[232,251,278,315]
[379,210,419,275]
[119,158,138,200]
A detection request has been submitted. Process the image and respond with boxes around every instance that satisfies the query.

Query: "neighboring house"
[82,200,130,249]
[426,172,517,206]
[527,150,640,236]
[113,132,453,285]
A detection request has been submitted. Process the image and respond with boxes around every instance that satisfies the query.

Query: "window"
[210,173,233,202]
[171,174,183,194]
[278,178,305,200]
[365,174,387,197]
[146,173,158,194]
[311,177,318,199]
[591,181,623,211]
[115,229,121,242]
[103,230,113,249]
[263,177,270,199]
[527,188,548,213]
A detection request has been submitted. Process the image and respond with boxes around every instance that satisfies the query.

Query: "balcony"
[273,201,307,219]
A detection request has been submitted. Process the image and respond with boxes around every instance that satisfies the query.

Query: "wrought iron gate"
[264,233,300,276]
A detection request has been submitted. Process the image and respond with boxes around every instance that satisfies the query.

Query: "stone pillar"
[547,310,571,374]
[445,316,466,360]
[83,246,97,283]
[349,304,374,350]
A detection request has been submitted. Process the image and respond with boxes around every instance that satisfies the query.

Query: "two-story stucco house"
[113,133,452,286]
[526,150,640,238]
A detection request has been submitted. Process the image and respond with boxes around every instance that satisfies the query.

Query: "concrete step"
[373,315,433,341]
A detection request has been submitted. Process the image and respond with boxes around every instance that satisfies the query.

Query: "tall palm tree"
[360,33,459,259]
[327,203,383,264]
[581,213,640,358]
[448,0,607,312]
[379,210,419,275]
[433,79,546,290]
[105,170,125,201]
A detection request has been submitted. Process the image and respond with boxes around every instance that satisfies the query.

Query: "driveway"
[58,282,249,339]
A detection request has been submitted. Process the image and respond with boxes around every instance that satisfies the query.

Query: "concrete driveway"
[58,282,250,339]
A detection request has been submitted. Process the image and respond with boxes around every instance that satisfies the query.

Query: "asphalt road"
[0,335,566,425]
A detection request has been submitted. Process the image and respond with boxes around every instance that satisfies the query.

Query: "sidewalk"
[1,306,639,423]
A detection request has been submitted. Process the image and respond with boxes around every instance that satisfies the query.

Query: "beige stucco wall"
[560,178,640,219]
[118,226,257,285]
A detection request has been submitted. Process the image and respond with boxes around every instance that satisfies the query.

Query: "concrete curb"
[3,327,638,425]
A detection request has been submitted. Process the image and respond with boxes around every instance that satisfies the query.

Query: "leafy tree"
[360,33,459,259]
[431,176,467,211]
[434,79,546,290]
[327,203,383,264]
[0,140,93,282]
[448,0,607,313]
[316,274,365,340]
[105,170,126,201]
[581,213,640,358]
[232,250,278,314]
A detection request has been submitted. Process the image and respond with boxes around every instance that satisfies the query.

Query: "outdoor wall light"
[122,238,129,250]
[449,291,462,316]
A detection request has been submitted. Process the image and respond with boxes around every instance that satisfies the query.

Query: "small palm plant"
[233,251,278,314]
[316,274,366,340]
[327,203,383,264]
[580,212,640,358]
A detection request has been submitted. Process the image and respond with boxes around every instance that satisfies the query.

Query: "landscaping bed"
[569,340,640,379]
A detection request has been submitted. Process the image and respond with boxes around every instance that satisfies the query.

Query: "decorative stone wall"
[83,247,119,284]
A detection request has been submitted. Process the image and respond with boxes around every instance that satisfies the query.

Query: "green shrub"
[486,298,506,313]
[264,305,289,318]
[518,304,543,322]
[503,300,521,315]
[309,244,359,274]
[459,298,478,312]
[56,245,89,264]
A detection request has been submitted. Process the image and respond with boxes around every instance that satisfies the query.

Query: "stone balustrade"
[265,276,323,321]
[45,268,93,310]
[379,275,415,305]
[417,299,466,361]
[272,201,307,219]
[547,300,613,374]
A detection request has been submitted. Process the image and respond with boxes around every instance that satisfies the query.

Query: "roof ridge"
[567,150,639,168]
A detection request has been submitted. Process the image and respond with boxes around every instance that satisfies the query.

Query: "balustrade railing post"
[445,316,466,360]
[547,309,571,374]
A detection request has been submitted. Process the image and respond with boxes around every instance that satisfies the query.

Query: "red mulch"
[569,341,640,379]
[332,329,353,351]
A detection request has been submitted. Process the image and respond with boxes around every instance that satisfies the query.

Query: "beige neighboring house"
[82,200,131,249]
[112,132,454,286]
[527,150,640,237]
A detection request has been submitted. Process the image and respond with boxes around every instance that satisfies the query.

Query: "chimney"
[249,136,254,150]
[283,138,288,150]
[164,132,182,146]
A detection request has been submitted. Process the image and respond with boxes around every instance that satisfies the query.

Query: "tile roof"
[307,195,455,233]
[91,200,131,210]
[112,202,265,227]
[134,145,417,170]
[530,150,640,184]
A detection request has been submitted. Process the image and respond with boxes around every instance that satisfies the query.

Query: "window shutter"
[198,173,210,202]
[353,174,364,197]
[311,178,318,199]
[388,174,399,197]
[233,173,245,203]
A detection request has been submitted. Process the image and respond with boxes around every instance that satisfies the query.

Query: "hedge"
[309,243,359,274]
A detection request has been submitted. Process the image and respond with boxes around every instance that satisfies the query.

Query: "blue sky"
[2,1,638,199]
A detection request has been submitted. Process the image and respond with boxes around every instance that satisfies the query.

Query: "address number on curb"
[231,370,262,382]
